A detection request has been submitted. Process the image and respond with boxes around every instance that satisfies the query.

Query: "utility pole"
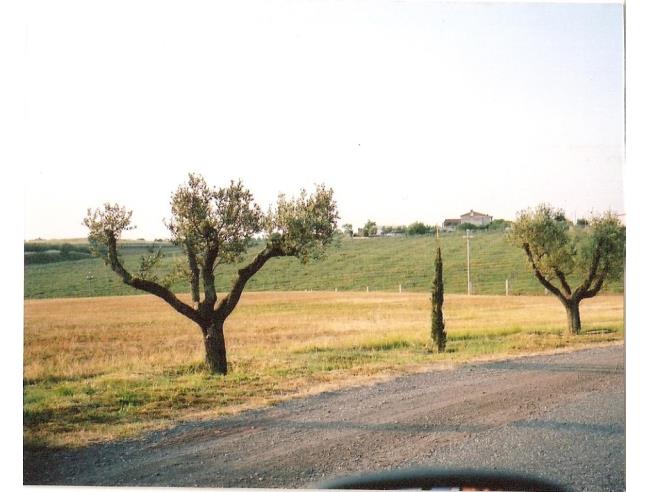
[463,230,473,295]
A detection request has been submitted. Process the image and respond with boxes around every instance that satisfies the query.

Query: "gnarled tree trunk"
[202,320,228,375]
[565,299,582,335]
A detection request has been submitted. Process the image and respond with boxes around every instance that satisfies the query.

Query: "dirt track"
[24,344,624,491]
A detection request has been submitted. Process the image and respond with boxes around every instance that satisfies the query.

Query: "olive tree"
[84,174,338,374]
[509,204,624,334]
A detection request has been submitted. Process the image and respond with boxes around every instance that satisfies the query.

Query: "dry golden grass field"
[24,292,623,449]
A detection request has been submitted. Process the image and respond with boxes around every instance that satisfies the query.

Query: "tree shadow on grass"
[24,403,125,427]
[23,372,106,386]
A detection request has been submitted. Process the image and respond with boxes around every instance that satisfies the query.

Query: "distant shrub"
[381,225,407,235]
[456,221,508,232]
[362,220,378,237]
[487,219,511,231]
[457,223,479,231]
[24,243,92,265]
[24,243,50,253]
[407,221,433,235]
[24,251,91,265]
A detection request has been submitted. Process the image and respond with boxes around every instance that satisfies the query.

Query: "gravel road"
[24,344,625,491]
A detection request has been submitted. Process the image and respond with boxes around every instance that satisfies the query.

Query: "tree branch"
[106,234,202,324]
[581,264,610,299]
[572,244,602,301]
[200,245,219,315]
[187,246,200,307]
[579,247,602,294]
[523,243,567,302]
[216,246,282,319]
[554,268,572,296]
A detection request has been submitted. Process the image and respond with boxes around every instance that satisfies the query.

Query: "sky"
[23,0,625,240]
[10,2,648,485]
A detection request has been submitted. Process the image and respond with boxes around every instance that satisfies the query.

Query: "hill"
[23,231,624,299]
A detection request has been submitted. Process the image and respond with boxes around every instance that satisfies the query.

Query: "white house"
[443,210,493,230]
[460,210,493,227]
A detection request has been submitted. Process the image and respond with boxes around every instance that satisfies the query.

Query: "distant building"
[377,226,406,237]
[442,219,461,231]
[443,210,493,230]
[460,209,493,227]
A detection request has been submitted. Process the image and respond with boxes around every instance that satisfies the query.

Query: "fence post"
[505,278,509,296]
[399,284,402,294]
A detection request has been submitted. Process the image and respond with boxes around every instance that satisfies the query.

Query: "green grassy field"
[24,232,624,299]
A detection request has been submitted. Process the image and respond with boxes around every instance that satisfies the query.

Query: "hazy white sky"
[23,0,625,240]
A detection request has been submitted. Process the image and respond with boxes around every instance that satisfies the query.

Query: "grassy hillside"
[24,231,624,299]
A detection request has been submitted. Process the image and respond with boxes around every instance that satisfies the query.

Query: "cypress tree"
[431,244,446,352]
